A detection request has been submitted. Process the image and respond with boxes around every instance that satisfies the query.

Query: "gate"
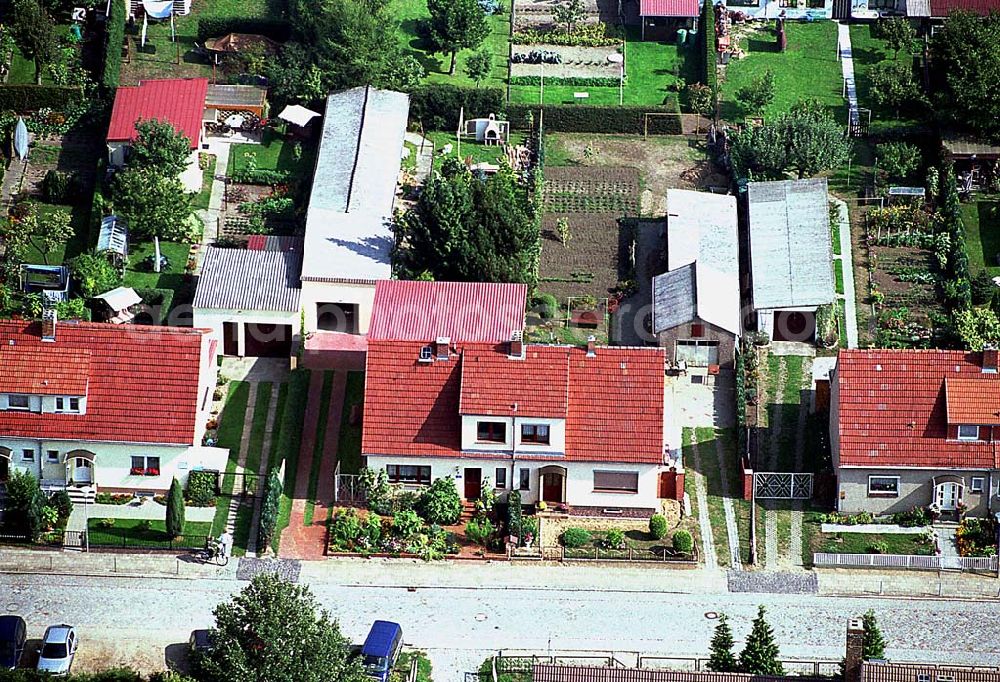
[62,530,85,550]
[833,0,850,20]
[754,472,813,499]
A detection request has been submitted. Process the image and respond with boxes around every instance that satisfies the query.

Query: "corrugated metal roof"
[653,264,697,332]
[301,86,409,283]
[639,0,699,15]
[861,663,1000,682]
[748,178,834,310]
[368,281,528,342]
[193,246,302,312]
[652,263,740,335]
[205,84,266,108]
[107,78,208,149]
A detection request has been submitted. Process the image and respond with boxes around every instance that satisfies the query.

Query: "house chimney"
[509,330,524,360]
[844,618,865,682]
[983,347,999,374]
[586,335,596,358]
[435,336,450,361]
[41,308,57,343]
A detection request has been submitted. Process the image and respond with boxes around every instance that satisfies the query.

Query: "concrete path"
[935,526,962,570]
[764,508,778,569]
[66,499,215,533]
[1,157,27,203]
[832,198,859,348]
[714,436,742,570]
[247,383,282,557]
[224,382,258,535]
[688,437,718,570]
[837,22,859,128]
[404,132,434,186]
[193,140,231,272]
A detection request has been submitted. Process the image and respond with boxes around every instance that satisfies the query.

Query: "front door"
[73,458,93,485]
[542,473,563,503]
[223,322,239,356]
[937,482,961,511]
[0,456,8,483]
[463,468,482,500]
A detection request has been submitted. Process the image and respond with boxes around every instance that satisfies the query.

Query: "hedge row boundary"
[101,0,127,90]
[507,101,682,134]
[0,85,83,112]
[702,0,717,91]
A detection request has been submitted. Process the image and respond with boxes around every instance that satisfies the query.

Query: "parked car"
[0,615,26,669]
[360,621,403,682]
[36,625,77,675]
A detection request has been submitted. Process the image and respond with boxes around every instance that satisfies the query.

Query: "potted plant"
[957,501,968,518]
[536,500,548,512]
[928,503,941,522]
[521,517,538,547]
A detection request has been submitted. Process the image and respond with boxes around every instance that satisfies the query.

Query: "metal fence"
[814,552,999,573]
[86,532,211,552]
[540,545,697,564]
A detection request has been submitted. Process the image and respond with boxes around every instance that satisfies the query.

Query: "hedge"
[510,76,621,87]
[701,0,717,92]
[409,84,505,131]
[196,17,293,42]
[0,85,83,113]
[134,287,175,325]
[227,168,292,185]
[507,102,682,135]
[101,0,127,90]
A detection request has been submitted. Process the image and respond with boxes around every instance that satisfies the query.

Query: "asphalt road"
[3,568,1000,679]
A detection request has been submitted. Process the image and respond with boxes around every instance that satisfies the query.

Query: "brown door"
[658,472,673,499]
[464,468,482,499]
[0,456,8,483]
[542,473,563,503]
[223,322,238,356]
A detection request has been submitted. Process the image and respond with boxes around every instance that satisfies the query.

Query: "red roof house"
[928,0,1000,15]
[832,348,1000,517]
[0,320,225,496]
[106,78,209,149]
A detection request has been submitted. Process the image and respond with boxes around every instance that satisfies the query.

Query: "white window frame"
[8,394,30,411]
[495,467,507,489]
[21,448,35,463]
[957,425,980,441]
[970,476,985,493]
[867,475,900,496]
[46,450,59,463]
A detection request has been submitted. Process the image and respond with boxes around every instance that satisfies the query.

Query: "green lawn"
[268,383,290,470]
[304,371,335,527]
[123,240,191,290]
[337,372,365,475]
[391,0,511,89]
[814,530,933,556]
[425,130,526,165]
[192,155,217,211]
[87,518,213,549]
[232,382,273,556]
[509,28,694,107]
[962,200,1000,277]
[229,128,315,179]
[22,203,90,266]
[693,426,732,569]
[848,24,923,133]
[831,212,842,255]
[272,369,312,553]
[211,381,251,536]
[721,22,843,123]
[835,259,845,295]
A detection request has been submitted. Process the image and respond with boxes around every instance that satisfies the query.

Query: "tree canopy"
[931,11,1000,142]
[112,168,193,241]
[862,610,887,661]
[130,119,193,178]
[9,0,58,85]
[422,0,490,75]
[707,614,738,672]
[398,159,539,283]
[739,606,784,676]
[197,573,366,682]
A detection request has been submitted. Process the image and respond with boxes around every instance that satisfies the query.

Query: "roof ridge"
[344,85,371,213]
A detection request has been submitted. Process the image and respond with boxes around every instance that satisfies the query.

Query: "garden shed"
[639,0,699,40]
[93,287,142,325]
[747,178,834,342]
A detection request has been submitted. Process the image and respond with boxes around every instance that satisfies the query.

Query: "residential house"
[0,319,227,502]
[361,281,677,513]
[831,348,1000,518]
[718,0,835,21]
[106,78,209,192]
[746,178,834,343]
[652,189,740,369]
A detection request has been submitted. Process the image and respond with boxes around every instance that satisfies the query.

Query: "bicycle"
[197,538,230,566]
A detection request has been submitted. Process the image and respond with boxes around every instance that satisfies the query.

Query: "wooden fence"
[814,552,998,573]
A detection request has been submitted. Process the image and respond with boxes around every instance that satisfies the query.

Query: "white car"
[36,625,77,675]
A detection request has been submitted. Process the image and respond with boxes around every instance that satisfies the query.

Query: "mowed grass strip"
[232,382,273,556]
[304,371,335,527]
[211,381,250,536]
[694,426,732,568]
[272,369,312,553]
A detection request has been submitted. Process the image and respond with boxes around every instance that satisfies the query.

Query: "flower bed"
[956,517,998,557]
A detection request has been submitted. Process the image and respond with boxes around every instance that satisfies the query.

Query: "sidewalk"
[818,567,1000,600]
[0,547,238,580]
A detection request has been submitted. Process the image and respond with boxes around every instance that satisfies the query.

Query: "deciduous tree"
[197,573,366,682]
[130,119,193,178]
[465,48,493,86]
[869,60,920,115]
[736,70,775,116]
[782,100,851,179]
[9,0,58,85]
[739,606,784,675]
[423,0,490,75]
[931,11,1000,142]
[5,470,46,541]
[553,0,587,34]
[876,141,920,182]
[112,167,192,241]
[877,17,915,59]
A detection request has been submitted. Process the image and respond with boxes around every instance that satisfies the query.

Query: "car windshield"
[364,655,388,673]
[41,643,67,659]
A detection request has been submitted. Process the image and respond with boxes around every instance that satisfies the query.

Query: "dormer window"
[419,346,433,362]
[55,397,81,413]
[477,421,506,443]
[957,425,979,441]
[7,394,29,411]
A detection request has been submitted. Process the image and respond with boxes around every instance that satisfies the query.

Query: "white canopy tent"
[278,104,321,127]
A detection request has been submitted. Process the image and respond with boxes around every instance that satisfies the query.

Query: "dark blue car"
[360,621,403,682]
[0,615,26,670]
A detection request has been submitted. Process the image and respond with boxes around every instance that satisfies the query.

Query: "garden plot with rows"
[511,46,623,82]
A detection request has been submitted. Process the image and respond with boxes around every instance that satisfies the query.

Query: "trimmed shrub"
[102,0,127,90]
[561,527,591,548]
[531,293,559,319]
[258,469,282,549]
[185,470,217,506]
[465,516,496,546]
[506,490,523,539]
[417,477,463,525]
[49,490,73,521]
[672,529,694,553]
[649,513,668,540]
[971,271,995,305]
[410,84,505,131]
[196,17,292,42]
[134,288,175,325]
[702,0,717,92]
[165,477,185,539]
[892,506,930,528]
[227,168,292,185]
[0,85,83,112]
[604,528,626,549]
[507,102,682,135]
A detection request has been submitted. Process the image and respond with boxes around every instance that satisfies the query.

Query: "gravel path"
[714,436,742,570]
[224,382,258,535]
[688,435,718,570]
[765,509,778,569]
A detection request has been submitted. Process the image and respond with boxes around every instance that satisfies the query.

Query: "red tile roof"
[930,0,1000,15]
[836,349,1000,469]
[368,281,528,343]
[944,376,1000,425]
[0,320,208,446]
[0,347,91,395]
[639,0,699,16]
[363,341,666,463]
[106,78,209,149]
